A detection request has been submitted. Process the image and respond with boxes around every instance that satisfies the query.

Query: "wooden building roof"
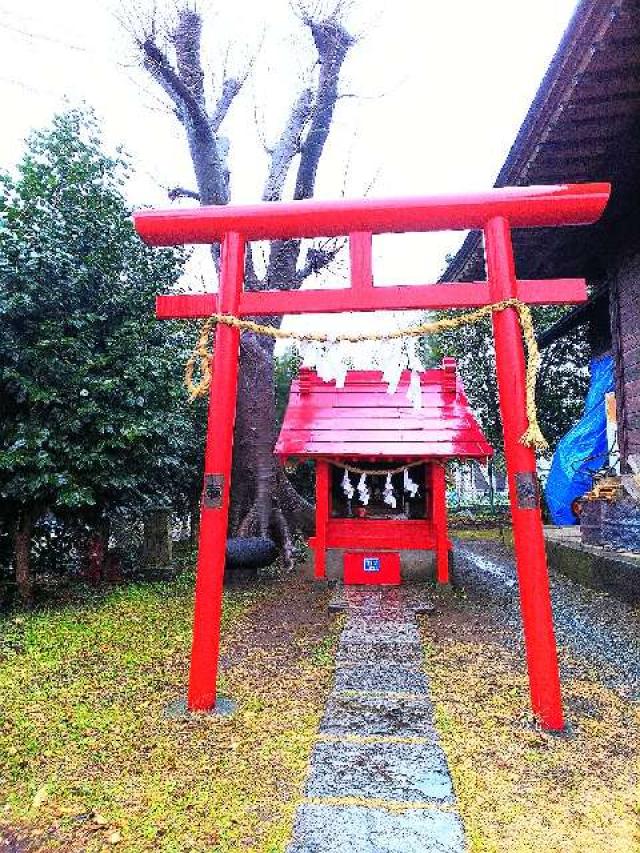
[442,0,640,285]
[275,362,492,460]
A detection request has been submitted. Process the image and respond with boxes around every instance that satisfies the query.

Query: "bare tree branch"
[295,241,344,285]
[171,7,205,108]
[262,6,354,290]
[210,77,243,131]
[142,37,205,124]
[253,94,272,154]
[262,87,313,202]
[209,21,264,132]
[293,13,354,199]
[167,186,201,201]
[139,10,229,209]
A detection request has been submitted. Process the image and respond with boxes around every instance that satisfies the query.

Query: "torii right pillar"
[485,216,564,731]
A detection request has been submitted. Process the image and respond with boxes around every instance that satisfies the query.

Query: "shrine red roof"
[275,360,492,459]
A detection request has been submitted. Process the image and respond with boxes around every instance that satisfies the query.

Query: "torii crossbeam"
[134,183,610,731]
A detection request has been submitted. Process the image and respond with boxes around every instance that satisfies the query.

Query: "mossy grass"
[0,569,339,851]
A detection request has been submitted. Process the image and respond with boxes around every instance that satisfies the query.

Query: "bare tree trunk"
[83,517,111,585]
[135,3,354,566]
[14,509,34,607]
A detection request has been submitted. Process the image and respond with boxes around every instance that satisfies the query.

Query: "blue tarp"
[545,354,615,525]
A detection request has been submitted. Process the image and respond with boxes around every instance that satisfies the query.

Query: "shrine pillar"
[431,462,450,584]
[187,231,245,711]
[484,216,564,731]
[313,460,329,579]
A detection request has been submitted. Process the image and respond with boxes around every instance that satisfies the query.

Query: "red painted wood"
[343,551,401,586]
[187,232,245,712]
[290,442,488,457]
[240,282,492,313]
[485,216,564,731]
[284,424,475,438]
[326,519,434,550]
[138,183,611,732]
[517,278,586,305]
[284,414,473,426]
[349,232,373,292]
[156,293,218,319]
[275,366,492,460]
[156,278,587,320]
[134,183,610,244]
[289,429,480,442]
[314,460,329,579]
[431,462,450,584]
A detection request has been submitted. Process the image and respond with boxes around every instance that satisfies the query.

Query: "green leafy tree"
[427,306,590,458]
[0,109,201,604]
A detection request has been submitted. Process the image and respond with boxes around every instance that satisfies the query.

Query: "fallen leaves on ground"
[0,569,340,852]
[422,592,639,852]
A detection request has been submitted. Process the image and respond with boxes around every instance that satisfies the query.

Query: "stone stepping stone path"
[287,585,466,853]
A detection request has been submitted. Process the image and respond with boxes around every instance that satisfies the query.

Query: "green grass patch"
[0,572,337,851]
[452,526,514,549]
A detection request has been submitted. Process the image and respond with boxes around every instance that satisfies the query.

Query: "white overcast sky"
[0,0,578,333]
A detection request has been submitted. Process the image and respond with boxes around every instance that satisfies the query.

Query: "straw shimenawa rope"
[324,459,426,477]
[184,298,548,450]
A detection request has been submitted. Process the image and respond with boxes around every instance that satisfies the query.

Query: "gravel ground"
[452,536,640,702]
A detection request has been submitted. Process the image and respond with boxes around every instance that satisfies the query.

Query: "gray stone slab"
[340,622,421,645]
[335,663,428,694]
[287,804,465,853]
[337,640,423,666]
[319,692,437,738]
[345,586,403,601]
[305,740,455,804]
[289,585,466,852]
[345,611,411,626]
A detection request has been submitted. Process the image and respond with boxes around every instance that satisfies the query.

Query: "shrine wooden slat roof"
[442,0,640,286]
[275,364,492,460]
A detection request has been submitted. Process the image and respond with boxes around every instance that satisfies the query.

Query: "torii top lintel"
[133,183,610,319]
[134,183,609,244]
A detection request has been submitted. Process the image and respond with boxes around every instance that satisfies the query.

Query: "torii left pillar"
[187,231,244,710]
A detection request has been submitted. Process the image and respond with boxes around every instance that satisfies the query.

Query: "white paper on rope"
[298,337,425,409]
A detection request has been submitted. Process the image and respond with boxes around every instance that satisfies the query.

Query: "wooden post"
[431,461,449,584]
[485,216,564,731]
[187,232,245,712]
[142,509,172,568]
[314,459,329,579]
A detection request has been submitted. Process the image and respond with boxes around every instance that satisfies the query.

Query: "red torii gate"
[134,183,610,731]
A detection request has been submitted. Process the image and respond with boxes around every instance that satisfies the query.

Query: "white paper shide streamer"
[298,333,425,408]
[403,468,419,497]
[356,473,370,505]
[383,472,397,508]
[341,468,355,499]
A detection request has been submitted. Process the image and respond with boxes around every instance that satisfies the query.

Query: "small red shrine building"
[276,358,492,585]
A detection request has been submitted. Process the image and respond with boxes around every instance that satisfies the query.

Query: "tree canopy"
[0,109,203,599]
[428,305,590,460]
